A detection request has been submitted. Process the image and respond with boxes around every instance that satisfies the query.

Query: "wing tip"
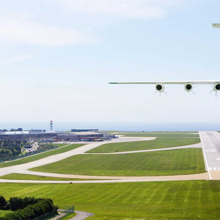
[213,23,220,28]
[109,82,117,84]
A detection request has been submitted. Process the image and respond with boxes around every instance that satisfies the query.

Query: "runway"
[199,131,220,179]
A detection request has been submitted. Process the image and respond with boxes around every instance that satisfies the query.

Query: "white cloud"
[0,1,183,47]
[55,0,167,20]
[0,18,92,46]
[0,54,31,64]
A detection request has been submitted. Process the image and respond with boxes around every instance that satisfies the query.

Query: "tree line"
[0,140,25,161]
[0,196,58,220]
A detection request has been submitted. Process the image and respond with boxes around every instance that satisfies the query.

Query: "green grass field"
[102,131,198,134]
[0,173,107,181]
[88,138,200,153]
[0,144,83,169]
[116,132,200,138]
[0,181,220,219]
[47,143,67,148]
[0,210,12,218]
[31,148,205,176]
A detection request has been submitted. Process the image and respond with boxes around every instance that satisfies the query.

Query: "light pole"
[212,23,220,28]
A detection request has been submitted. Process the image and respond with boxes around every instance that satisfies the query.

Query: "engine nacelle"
[185,83,193,92]
[214,83,220,92]
[155,84,164,93]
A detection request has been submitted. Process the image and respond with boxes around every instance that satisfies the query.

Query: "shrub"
[9,197,42,211]
[9,197,23,211]
[0,196,6,209]
[2,198,58,220]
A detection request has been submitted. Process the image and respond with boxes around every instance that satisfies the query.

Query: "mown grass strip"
[31,148,205,176]
[47,143,67,148]
[0,144,84,168]
[0,181,220,219]
[123,133,199,138]
[88,138,200,153]
[113,131,199,137]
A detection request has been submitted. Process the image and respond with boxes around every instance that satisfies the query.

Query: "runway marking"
[208,167,212,170]
[200,132,212,179]
[214,167,217,170]
[218,167,220,170]
[206,149,216,152]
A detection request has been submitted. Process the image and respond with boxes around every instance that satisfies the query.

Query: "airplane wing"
[109,80,220,93]
[109,80,220,85]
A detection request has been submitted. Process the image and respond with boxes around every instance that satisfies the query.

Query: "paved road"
[72,211,94,220]
[199,131,220,179]
[56,210,93,220]
[0,172,209,183]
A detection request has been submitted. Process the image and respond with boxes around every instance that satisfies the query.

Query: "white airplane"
[109,24,220,94]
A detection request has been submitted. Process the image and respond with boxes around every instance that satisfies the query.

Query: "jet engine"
[214,83,220,92]
[185,83,193,92]
[155,84,164,93]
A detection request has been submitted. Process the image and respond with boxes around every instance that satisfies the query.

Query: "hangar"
[56,133,78,142]
[71,131,103,141]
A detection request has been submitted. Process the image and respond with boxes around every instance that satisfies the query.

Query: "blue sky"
[0,0,220,130]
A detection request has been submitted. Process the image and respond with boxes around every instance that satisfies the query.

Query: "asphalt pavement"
[72,211,94,220]
[199,131,220,179]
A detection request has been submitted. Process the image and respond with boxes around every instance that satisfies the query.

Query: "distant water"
[0,121,219,132]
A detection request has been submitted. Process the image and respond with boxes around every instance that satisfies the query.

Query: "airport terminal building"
[0,128,113,142]
[0,130,57,140]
